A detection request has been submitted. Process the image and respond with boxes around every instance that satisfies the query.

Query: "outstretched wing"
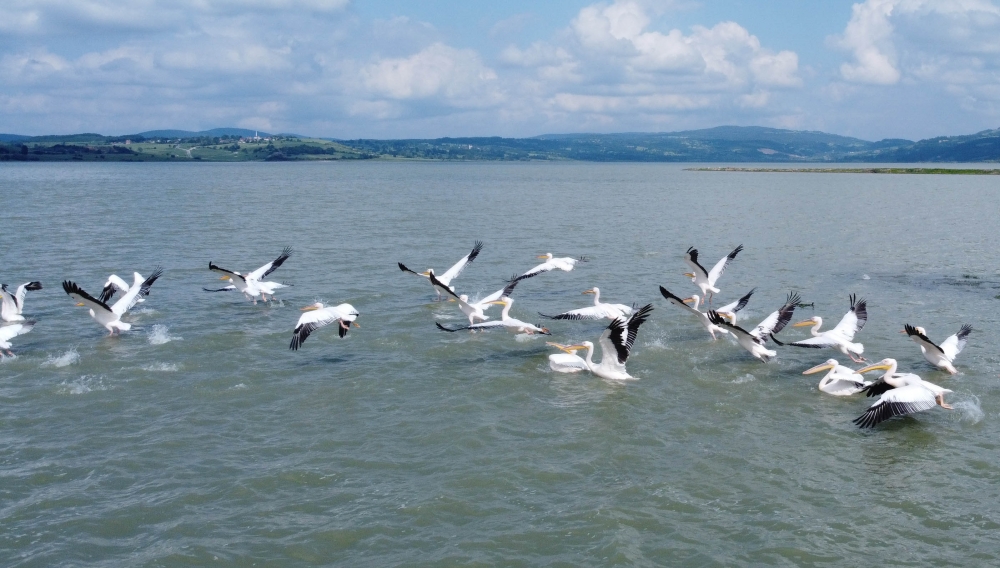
[111,267,163,315]
[0,320,36,342]
[435,320,505,332]
[659,286,700,317]
[605,304,653,364]
[752,292,799,340]
[62,280,114,315]
[707,244,743,286]
[940,324,972,361]
[715,288,755,317]
[397,262,423,276]
[203,286,238,292]
[249,247,292,281]
[683,247,708,279]
[13,281,42,312]
[904,324,943,356]
[0,285,17,317]
[439,241,483,284]
[290,308,344,350]
[98,275,131,305]
[853,384,937,428]
[209,262,245,282]
[830,294,867,340]
[479,275,521,305]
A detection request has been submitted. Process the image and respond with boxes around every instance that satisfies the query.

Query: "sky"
[2,0,999,140]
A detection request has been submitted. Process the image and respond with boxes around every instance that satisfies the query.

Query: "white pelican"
[206,278,291,301]
[289,302,360,350]
[514,253,587,281]
[853,358,953,428]
[398,241,482,300]
[429,271,520,325]
[707,292,799,361]
[539,287,634,321]
[1,281,42,322]
[785,295,867,362]
[208,247,292,304]
[903,323,971,374]
[660,286,754,339]
[0,320,35,356]
[62,268,162,335]
[683,244,743,304]
[544,304,654,380]
[436,296,550,335]
[802,359,871,396]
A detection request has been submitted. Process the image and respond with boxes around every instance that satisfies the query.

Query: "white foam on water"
[41,349,81,368]
[148,325,180,345]
[953,396,984,424]
[732,373,756,384]
[0,353,17,363]
[133,307,157,315]
[515,333,542,342]
[143,362,179,372]
[862,274,871,280]
[644,337,670,350]
[229,383,248,390]
[57,375,110,395]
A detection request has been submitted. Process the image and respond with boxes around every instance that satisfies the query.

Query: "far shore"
[687,167,1000,175]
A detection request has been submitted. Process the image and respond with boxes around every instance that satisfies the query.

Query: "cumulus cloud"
[361,43,500,105]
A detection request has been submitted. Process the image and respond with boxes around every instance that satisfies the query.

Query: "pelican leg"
[5,350,12,357]
[339,321,349,331]
[937,394,953,409]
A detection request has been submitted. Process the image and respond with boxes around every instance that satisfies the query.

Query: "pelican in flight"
[683,244,743,304]
[398,241,482,300]
[659,286,753,340]
[514,253,587,281]
[707,292,799,361]
[289,302,360,350]
[208,247,292,304]
[785,295,867,363]
[544,304,654,380]
[539,287,633,321]
[802,359,871,396]
[429,271,520,325]
[206,278,291,301]
[903,323,971,374]
[436,296,549,335]
[62,268,163,335]
[0,320,35,356]
[1,281,42,322]
[852,358,953,428]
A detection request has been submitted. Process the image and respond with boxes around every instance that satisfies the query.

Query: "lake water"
[2,162,999,566]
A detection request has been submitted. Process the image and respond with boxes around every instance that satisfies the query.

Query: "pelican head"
[793,316,821,328]
[856,358,897,374]
[547,342,584,354]
[421,268,434,277]
[301,302,324,311]
[537,253,554,260]
[683,272,695,278]
[582,287,599,295]
[803,359,840,375]
[899,325,927,335]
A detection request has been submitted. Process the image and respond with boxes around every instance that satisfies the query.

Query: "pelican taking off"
[435,296,549,335]
[1,281,43,322]
[660,286,754,340]
[903,324,971,374]
[852,358,953,428]
[683,244,743,304]
[208,247,292,304]
[539,287,633,321]
[802,359,871,396]
[289,303,360,350]
[707,292,799,361]
[429,271,520,325]
[514,253,587,281]
[62,268,163,335]
[786,294,868,363]
[0,320,35,356]
[545,304,654,380]
[399,241,483,300]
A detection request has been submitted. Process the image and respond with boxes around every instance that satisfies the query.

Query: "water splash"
[41,349,81,368]
[862,274,871,280]
[953,395,984,424]
[142,362,179,372]
[732,373,756,384]
[57,375,110,395]
[148,325,180,345]
[229,383,248,390]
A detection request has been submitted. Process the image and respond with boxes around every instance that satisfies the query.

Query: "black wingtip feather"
[25,281,43,291]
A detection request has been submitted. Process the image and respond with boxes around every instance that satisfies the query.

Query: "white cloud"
[360,43,501,106]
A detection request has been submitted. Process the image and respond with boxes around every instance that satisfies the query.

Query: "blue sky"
[2,0,999,140]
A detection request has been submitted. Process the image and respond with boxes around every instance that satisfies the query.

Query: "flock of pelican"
[1,242,974,429]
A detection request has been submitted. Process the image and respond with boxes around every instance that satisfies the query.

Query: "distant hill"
[0,133,30,142]
[135,128,271,139]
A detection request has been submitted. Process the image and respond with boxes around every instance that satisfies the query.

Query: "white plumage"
[289,302,360,350]
[903,324,971,374]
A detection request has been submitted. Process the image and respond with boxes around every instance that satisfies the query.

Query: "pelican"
[544,304,654,380]
[0,320,35,356]
[98,270,164,306]
[429,271,520,325]
[683,244,743,304]
[435,296,549,335]
[1,281,42,322]
[539,287,633,321]
[289,302,360,350]
[205,278,291,301]
[208,247,292,304]
[852,358,953,428]
[660,286,754,340]
[786,295,867,362]
[903,324,971,374]
[514,253,587,281]
[707,292,799,361]
[802,359,871,396]
[398,241,482,300]
[62,268,163,335]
